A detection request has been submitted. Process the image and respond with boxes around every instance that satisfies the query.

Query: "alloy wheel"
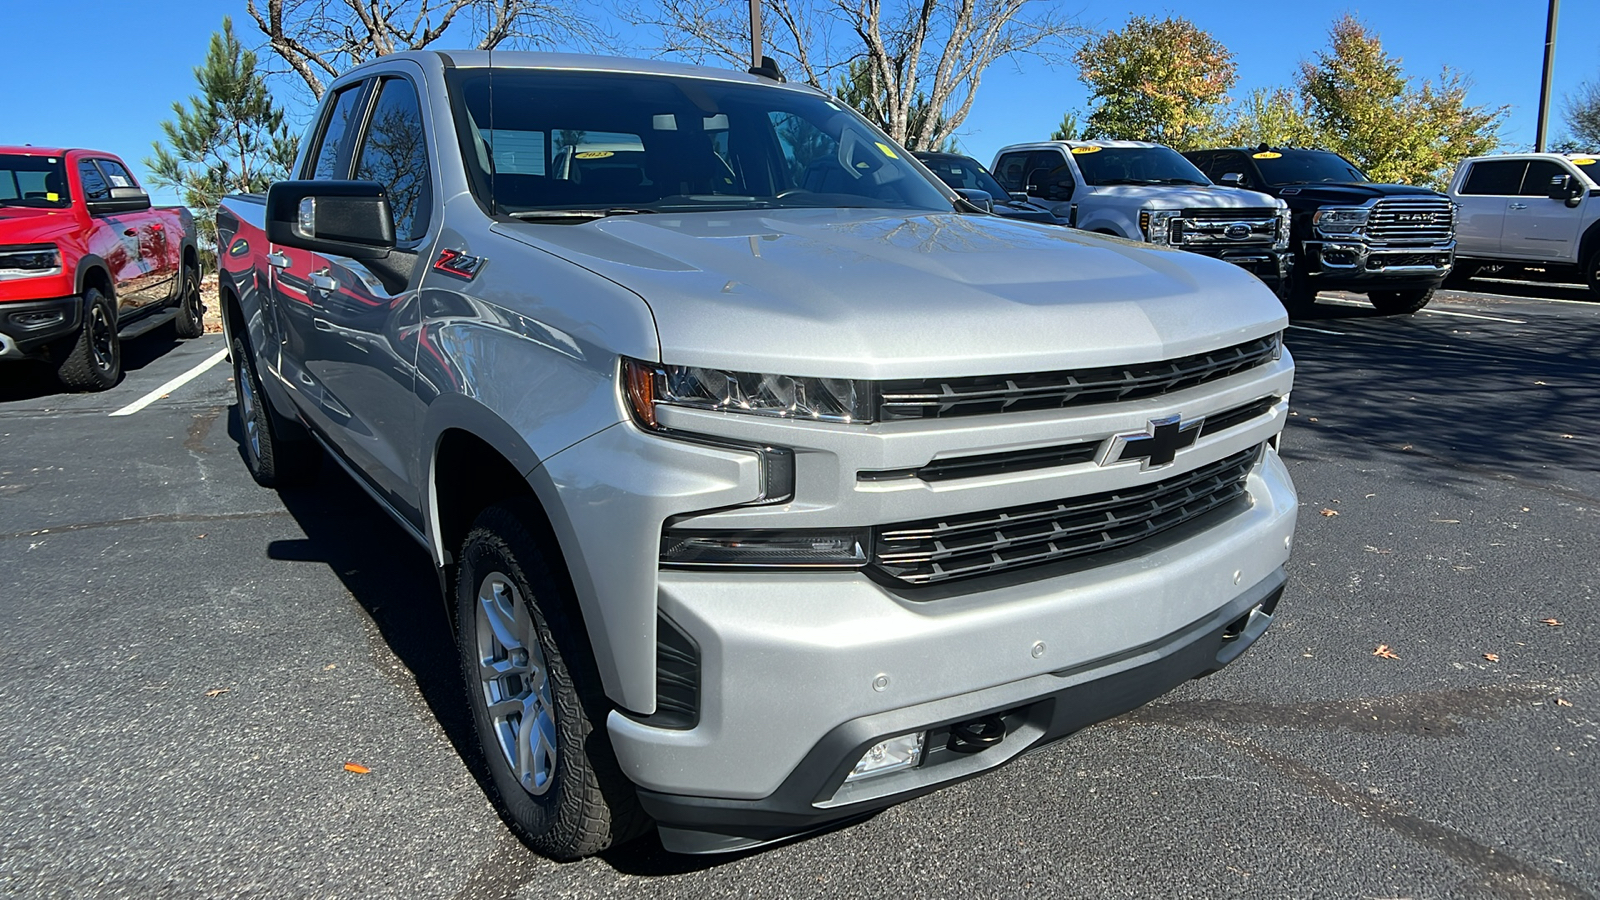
[476,572,559,796]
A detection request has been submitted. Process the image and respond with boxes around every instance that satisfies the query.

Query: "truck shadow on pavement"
[0,331,192,403]
[228,409,755,875]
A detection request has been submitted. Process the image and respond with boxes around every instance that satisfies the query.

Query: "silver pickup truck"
[216,51,1298,859]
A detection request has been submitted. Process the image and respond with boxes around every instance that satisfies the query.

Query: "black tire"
[456,501,650,861]
[231,333,319,486]
[1282,273,1319,316]
[1368,287,1435,316]
[55,286,121,391]
[174,260,205,339]
[1585,252,1600,299]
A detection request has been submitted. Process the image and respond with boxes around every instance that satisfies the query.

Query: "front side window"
[0,154,70,209]
[1252,151,1367,186]
[1518,160,1573,197]
[918,155,1010,200]
[78,160,110,201]
[354,78,432,241]
[1460,160,1526,196]
[448,70,952,215]
[310,84,367,180]
[1071,146,1209,187]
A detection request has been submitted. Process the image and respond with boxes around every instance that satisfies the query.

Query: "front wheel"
[1368,288,1435,316]
[1585,252,1600,299]
[456,501,649,860]
[55,287,120,391]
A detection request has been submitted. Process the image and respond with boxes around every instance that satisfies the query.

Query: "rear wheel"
[231,333,319,486]
[174,260,205,339]
[55,287,120,392]
[1368,288,1435,316]
[456,501,649,861]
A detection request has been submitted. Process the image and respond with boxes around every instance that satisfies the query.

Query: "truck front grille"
[872,445,1260,585]
[877,335,1278,421]
[1176,208,1280,248]
[1367,198,1454,242]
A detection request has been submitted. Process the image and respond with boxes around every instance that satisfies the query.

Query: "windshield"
[447,70,953,216]
[917,155,1012,202]
[1072,146,1210,187]
[0,154,71,209]
[1254,150,1369,185]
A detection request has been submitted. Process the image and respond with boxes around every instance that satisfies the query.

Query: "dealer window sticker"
[1070,146,1101,154]
[1252,151,1283,159]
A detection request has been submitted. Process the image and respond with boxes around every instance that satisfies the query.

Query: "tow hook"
[949,715,1006,753]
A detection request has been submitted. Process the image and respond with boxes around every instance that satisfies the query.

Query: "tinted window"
[1213,152,1257,185]
[0,154,70,208]
[310,85,366,180]
[994,152,1032,190]
[1071,146,1209,187]
[1461,160,1526,195]
[96,159,140,190]
[354,78,432,241]
[916,155,1009,200]
[450,69,951,214]
[1519,160,1572,196]
[1252,150,1367,186]
[78,160,110,201]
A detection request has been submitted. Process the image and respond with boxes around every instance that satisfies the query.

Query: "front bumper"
[1301,240,1454,290]
[1188,245,1289,291]
[636,565,1288,854]
[0,295,81,359]
[607,445,1297,852]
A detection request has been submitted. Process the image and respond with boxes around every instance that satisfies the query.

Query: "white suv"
[993,140,1291,294]
[1447,152,1600,295]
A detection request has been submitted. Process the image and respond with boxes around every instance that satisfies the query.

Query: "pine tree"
[146,17,298,259]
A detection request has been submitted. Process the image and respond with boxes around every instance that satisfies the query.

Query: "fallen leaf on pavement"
[1364,545,1393,555]
[1557,698,1572,707]
[1400,444,1413,451]
[1483,653,1500,662]
[1308,417,1319,423]
[324,663,338,670]
[1540,619,1563,627]
[344,763,371,774]
[1432,519,1461,523]
[1534,380,1547,385]
[1320,508,1339,517]
[204,688,230,698]
[1373,645,1399,659]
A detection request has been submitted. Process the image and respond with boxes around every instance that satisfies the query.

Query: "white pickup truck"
[1447,152,1600,295]
[992,140,1291,295]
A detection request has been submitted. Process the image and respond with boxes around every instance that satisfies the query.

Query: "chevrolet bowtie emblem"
[1099,414,1204,469]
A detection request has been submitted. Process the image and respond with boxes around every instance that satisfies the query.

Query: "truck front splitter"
[0,295,82,359]
[639,567,1287,855]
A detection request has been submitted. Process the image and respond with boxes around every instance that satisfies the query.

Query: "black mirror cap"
[953,187,994,212]
[87,186,151,215]
[265,180,395,260]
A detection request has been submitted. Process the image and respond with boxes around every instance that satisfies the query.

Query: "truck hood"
[1271,182,1445,205]
[495,208,1286,379]
[1084,184,1284,210]
[0,207,80,244]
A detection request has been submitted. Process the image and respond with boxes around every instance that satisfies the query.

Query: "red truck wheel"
[55,287,121,392]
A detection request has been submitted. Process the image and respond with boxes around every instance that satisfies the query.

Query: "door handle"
[266,251,291,269]
[123,228,138,236]
[309,271,339,292]
[1508,202,1529,210]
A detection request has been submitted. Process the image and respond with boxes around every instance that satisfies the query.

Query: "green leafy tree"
[835,59,957,152]
[1564,76,1600,149]
[146,17,298,256]
[1072,15,1236,150]
[1297,15,1503,186]
[1049,111,1082,141]
[1215,87,1318,148]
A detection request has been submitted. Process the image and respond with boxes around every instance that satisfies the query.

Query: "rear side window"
[353,78,432,242]
[1460,160,1526,196]
[1518,160,1572,196]
[78,160,110,201]
[309,84,367,180]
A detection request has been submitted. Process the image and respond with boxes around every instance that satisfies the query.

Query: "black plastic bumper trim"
[0,295,82,355]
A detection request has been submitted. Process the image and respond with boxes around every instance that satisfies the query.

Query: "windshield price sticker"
[1574,158,1596,166]
[575,151,614,159]
[1070,146,1101,154]
[1252,151,1283,159]
[874,142,900,159]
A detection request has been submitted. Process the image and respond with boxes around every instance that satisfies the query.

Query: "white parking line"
[1462,280,1596,305]
[1421,308,1526,324]
[1287,323,1346,335]
[109,347,230,417]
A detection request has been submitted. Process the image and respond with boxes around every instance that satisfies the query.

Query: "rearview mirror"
[1219,173,1245,187]
[265,180,395,259]
[86,186,151,215]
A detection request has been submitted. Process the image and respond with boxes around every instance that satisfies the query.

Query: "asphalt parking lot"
[2,281,1597,900]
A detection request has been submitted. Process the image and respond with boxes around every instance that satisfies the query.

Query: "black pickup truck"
[1185,146,1455,315]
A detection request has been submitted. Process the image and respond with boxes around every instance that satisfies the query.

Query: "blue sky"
[3,0,1596,205]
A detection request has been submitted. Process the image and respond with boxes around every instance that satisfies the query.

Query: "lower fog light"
[845,732,925,782]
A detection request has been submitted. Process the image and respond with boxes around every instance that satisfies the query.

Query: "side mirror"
[1548,174,1585,207]
[953,187,993,212]
[265,180,395,259]
[1009,191,1030,203]
[86,186,151,215]
[1219,173,1245,187]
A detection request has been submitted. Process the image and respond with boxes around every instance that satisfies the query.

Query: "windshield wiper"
[507,208,658,221]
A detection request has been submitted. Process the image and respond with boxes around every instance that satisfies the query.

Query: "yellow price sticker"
[874,141,900,159]
[1252,151,1283,159]
[575,150,614,159]
[1573,157,1596,166]
[1070,145,1101,154]
[46,192,59,201]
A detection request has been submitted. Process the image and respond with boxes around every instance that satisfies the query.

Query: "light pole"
[1534,0,1560,152]
[749,0,763,72]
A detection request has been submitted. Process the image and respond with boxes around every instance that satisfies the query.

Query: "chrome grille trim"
[1367,197,1454,242]
[877,335,1279,421]
[872,446,1261,585]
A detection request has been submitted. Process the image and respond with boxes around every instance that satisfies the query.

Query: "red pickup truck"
[1,147,201,390]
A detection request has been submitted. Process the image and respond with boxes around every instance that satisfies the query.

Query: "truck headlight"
[1312,207,1368,236]
[0,245,62,279]
[1139,209,1183,245]
[624,358,874,426]
[1275,211,1291,248]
